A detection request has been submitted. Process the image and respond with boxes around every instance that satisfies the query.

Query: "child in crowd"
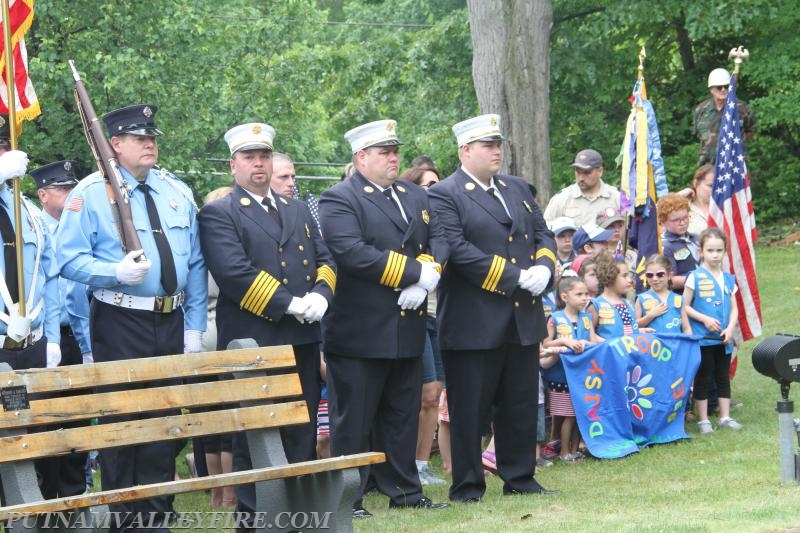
[549,216,578,267]
[657,193,699,292]
[682,228,742,434]
[635,254,685,333]
[542,277,601,462]
[572,254,600,299]
[589,253,639,339]
[572,223,614,257]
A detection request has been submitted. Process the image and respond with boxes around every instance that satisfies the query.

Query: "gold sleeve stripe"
[535,248,557,264]
[417,253,441,273]
[241,271,281,315]
[481,255,506,292]
[380,251,407,288]
[316,265,337,293]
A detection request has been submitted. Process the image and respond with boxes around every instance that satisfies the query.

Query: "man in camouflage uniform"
[693,68,755,166]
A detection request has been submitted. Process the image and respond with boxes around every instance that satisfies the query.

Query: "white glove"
[115,250,151,285]
[526,265,552,296]
[184,330,202,353]
[518,269,534,291]
[417,262,441,293]
[46,342,61,368]
[82,352,94,364]
[397,284,427,310]
[0,150,29,180]
[301,292,328,323]
[286,296,308,324]
[6,304,31,342]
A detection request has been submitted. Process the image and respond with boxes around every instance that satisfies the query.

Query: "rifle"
[69,60,144,257]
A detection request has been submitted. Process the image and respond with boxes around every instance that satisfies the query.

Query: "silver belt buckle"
[113,291,124,306]
[154,295,174,313]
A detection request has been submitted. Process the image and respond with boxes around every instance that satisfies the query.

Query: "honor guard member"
[57,104,207,533]
[319,120,449,518]
[31,160,91,499]
[198,123,336,523]
[428,114,558,502]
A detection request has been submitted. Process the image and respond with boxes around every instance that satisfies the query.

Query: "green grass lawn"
[173,245,800,532]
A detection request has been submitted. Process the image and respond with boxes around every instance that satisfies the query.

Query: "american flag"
[708,74,762,341]
[292,177,321,227]
[0,0,41,130]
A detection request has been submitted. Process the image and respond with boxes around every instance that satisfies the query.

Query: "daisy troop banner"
[561,333,701,459]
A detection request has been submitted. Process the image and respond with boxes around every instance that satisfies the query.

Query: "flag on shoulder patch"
[67,195,83,212]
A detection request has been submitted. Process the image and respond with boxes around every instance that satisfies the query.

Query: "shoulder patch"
[673,247,691,261]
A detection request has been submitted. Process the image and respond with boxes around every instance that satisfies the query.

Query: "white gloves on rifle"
[184,330,202,353]
[417,262,441,293]
[46,343,61,368]
[6,304,31,342]
[0,150,29,180]
[115,250,151,285]
[301,292,328,323]
[397,284,427,310]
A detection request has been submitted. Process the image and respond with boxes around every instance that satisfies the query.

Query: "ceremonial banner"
[708,73,762,341]
[0,0,40,130]
[562,333,701,459]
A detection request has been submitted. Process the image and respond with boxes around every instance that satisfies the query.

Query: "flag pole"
[1,0,25,316]
[623,46,646,257]
[728,46,749,78]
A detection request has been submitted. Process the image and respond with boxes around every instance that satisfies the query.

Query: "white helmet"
[707,68,731,87]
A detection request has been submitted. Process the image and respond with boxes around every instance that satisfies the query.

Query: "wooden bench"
[0,338,384,532]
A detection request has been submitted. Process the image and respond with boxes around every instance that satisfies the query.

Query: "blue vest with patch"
[688,267,736,353]
[637,290,683,333]
[593,295,639,339]
[542,310,592,385]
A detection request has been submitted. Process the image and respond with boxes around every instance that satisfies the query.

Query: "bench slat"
[0,401,309,462]
[0,374,302,430]
[0,452,385,520]
[0,346,296,394]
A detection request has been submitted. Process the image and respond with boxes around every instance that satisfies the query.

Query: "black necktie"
[0,201,18,304]
[139,184,178,295]
[383,188,406,222]
[261,197,282,227]
[487,187,508,214]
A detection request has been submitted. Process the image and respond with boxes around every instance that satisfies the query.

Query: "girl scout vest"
[637,290,683,332]
[593,295,639,339]
[541,292,556,319]
[542,310,592,385]
[688,267,736,354]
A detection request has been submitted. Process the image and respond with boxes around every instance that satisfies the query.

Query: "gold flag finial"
[728,46,750,75]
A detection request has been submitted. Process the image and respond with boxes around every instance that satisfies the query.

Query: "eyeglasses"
[712,85,729,91]
[645,271,667,279]
[666,216,689,224]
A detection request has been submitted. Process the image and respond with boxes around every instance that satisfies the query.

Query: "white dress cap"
[452,114,505,146]
[344,119,401,153]
[224,123,276,155]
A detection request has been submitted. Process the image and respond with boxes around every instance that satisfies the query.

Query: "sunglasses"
[645,271,667,279]
[712,85,729,91]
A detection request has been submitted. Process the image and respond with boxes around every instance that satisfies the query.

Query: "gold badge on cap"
[143,106,153,118]
[252,124,262,134]
[364,186,374,193]
[421,210,430,224]
[490,116,497,126]
[523,200,532,213]
[396,185,406,193]
[465,182,475,191]
[279,197,288,205]
[386,122,395,131]
[240,197,251,206]
[305,223,311,238]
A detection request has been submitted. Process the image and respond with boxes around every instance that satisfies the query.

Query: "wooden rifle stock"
[69,60,143,257]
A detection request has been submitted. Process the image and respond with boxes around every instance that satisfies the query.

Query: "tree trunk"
[467,0,553,203]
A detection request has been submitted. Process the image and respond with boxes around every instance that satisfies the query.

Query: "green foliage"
[17,0,799,223]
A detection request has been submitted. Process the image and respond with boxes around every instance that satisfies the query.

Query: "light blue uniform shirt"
[56,167,207,331]
[0,186,60,343]
[41,210,92,354]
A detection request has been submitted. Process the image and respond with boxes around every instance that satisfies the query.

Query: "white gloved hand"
[184,330,202,353]
[518,268,534,291]
[286,296,309,324]
[82,352,94,364]
[397,284,427,310]
[301,292,328,323]
[115,250,151,285]
[0,150,29,180]
[417,262,441,293]
[526,265,552,296]
[6,304,31,342]
[46,342,61,368]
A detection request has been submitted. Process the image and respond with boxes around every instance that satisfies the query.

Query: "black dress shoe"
[389,496,450,509]
[353,505,373,518]
[504,486,560,496]
[462,497,481,504]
